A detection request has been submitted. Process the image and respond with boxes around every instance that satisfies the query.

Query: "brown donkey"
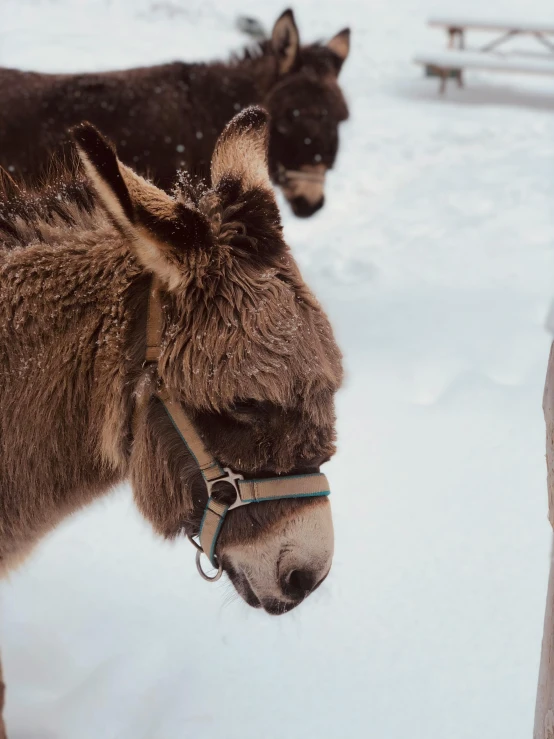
[0,9,350,218]
[0,107,343,732]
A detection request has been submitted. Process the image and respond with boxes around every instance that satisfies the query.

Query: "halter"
[142,277,331,582]
[276,164,326,186]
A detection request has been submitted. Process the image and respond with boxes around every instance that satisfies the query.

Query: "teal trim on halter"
[239,472,325,484]
[239,490,330,504]
[236,472,329,503]
[198,501,210,535]
[208,506,229,566]
[160,400,225,481]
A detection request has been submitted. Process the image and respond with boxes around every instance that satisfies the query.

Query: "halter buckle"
[206,467,247,511]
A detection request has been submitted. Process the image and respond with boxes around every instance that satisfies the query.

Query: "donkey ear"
[211,107,271,194]
[71,122,135,236]
[72,122,209,290]
[327,28,350,73]
[271,9,300,75]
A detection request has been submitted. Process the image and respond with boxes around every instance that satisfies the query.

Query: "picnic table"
[429,17,554,52]
[414,16,554,92]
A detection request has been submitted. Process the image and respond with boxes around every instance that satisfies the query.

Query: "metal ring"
[195,550,223,582]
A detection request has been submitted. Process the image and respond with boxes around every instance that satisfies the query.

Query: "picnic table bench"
[414,17,554,92]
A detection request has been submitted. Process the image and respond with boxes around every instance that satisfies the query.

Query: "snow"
[2,1,554,738]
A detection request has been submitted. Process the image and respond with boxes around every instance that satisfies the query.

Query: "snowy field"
[2,1,554,737]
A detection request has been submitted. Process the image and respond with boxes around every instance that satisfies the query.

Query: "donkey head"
[265,9,350,218]
[73,108,343,615]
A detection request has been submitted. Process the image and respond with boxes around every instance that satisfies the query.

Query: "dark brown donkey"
[0,9,350,218]
[0,107,343,734]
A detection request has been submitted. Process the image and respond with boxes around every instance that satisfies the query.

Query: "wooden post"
[0,654,5,739]
[543,343,554,529]
[535,342,554,739]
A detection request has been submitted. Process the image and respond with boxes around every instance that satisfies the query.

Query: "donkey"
[0,9,350,218]
[0,107,343,734]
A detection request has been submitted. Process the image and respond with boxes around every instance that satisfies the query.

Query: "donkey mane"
[0,166,96,249]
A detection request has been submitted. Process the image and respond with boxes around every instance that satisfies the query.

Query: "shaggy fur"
[0,109,343,730]
[0,10,350,217]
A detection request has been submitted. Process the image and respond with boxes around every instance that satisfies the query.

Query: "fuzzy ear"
[271,9,300,76]
[71,122,136,236]
[211,107,271,194]
[71,122,209,290]
[327,28,350,73]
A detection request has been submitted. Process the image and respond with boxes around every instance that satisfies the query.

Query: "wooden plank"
[429,17,554,35]
[414,50,554,75]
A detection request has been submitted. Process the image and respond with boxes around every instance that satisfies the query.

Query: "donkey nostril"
[281,568,316,601]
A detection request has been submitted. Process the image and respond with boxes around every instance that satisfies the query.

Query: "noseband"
[142,278,331,582]
[276,164,326,186]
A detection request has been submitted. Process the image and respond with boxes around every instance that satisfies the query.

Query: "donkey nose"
[290,196,324,218]
[280,568,318,601]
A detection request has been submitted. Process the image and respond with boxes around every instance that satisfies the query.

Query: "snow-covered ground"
[2,1,554,737]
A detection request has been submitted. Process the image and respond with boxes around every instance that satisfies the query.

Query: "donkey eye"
[229,399,273,418]
[230,399,264,414]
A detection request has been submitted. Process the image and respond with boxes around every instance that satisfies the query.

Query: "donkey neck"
[0,226,150,570]
[195,50,278,101]
[231,51,280,98]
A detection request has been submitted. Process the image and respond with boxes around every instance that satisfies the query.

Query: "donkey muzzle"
[277,164,327,217]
